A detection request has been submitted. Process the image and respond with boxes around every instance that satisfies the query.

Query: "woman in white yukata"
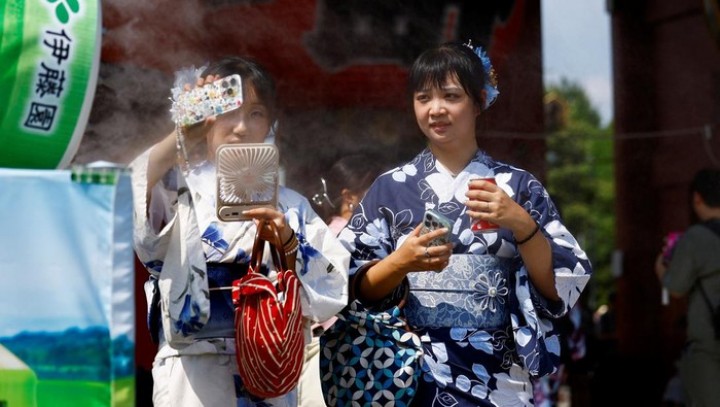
[336,42,592,406]
[130,56,349,407]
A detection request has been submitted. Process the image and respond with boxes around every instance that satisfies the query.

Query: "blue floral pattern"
[131,153,350,407]
[338,148,592,406]
[406,255,511,329]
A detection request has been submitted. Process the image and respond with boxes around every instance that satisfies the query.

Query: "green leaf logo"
[46,0,81,24]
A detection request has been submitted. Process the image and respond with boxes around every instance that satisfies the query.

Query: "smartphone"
[216,143,280,221]
[420,209,452,247]
[175,74,243,127]
[661,231,683,265]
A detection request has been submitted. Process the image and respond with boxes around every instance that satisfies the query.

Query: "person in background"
[130,55,349,406]
[655,168,720,407]
[337,41,592,406]
[311,153,385,235]
[298,153,384,406]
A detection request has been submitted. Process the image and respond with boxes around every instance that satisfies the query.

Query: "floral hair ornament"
[464,40,499,110]
[311,177,336,208]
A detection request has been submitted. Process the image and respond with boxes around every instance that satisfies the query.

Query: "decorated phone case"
[174,74,243,127]
[216,144,280,222]
[421,209,452,247]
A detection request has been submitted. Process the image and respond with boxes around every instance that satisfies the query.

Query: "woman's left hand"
[465,179,528,232]
[242,207,293,245]
[468,179,558,300]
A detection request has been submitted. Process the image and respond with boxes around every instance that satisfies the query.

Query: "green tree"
[545,78,615,307]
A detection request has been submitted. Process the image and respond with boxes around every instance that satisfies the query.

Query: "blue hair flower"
[465,40,499,110]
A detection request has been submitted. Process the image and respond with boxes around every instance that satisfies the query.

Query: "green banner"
[0,0,100,169]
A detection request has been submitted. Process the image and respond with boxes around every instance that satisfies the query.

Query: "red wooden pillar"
[610,2,666,405]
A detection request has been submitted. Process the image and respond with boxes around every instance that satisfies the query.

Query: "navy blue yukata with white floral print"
[336,148,592,407]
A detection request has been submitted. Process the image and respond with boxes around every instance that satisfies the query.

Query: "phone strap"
[175,122,191,176]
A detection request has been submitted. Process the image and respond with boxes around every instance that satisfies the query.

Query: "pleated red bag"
[232,220,304,398]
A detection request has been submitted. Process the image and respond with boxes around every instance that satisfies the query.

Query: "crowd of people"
[129,42,594,406]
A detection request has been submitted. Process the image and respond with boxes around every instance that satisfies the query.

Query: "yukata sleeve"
[282,190,349,323]
[335,179,406,309]
[513,172,592,317]
[132,149,210,346]
[129,148,178,276]
[336,180,395,278]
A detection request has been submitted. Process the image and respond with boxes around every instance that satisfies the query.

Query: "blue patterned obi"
[405,254,512,329]
[191,262,248,339]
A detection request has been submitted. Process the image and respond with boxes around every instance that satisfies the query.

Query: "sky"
[541,0,613,126]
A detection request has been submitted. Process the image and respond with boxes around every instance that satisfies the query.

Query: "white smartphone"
[420,209,452,246]
[216,143,280,221]
[175,74,243,127]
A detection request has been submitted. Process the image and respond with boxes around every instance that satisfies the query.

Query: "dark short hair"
[314,154,384,221]
[407,42,486,108]
[202,56,276,119]
[326,154,382,199]
[691,168,720,207]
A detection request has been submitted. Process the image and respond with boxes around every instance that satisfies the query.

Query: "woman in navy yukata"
[336,41,592,406]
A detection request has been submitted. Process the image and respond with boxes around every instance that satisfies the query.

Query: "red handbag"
[232,220,305,398]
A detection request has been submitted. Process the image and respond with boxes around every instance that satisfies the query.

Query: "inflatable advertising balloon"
[0,0,100,169]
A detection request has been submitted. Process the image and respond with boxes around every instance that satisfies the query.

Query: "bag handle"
[250,219,289,274]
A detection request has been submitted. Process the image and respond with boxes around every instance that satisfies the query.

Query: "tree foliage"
[545,78,615,307]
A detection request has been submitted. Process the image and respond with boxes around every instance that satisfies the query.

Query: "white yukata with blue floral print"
[337,148,591,407]
[131,150,349,407]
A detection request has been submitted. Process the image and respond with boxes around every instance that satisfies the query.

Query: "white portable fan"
[216,143,279,221]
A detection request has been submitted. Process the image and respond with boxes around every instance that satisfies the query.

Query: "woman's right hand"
[358,223,452,302]
[147,75,220,197]
[389,223,452,273]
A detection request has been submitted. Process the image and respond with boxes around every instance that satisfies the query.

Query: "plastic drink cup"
[470,177,499,232]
